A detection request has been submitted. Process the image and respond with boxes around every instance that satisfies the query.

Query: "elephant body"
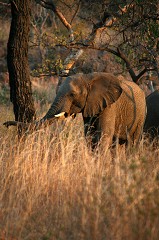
[83,79,146,148]
[144,90,159,139]
[4,72,146,149]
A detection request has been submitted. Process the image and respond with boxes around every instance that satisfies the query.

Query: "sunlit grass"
[0,112,159,240]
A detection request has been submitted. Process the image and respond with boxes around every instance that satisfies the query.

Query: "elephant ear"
[83,74,123,117]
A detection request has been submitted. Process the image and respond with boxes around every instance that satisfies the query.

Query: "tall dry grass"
[0,115,159,240]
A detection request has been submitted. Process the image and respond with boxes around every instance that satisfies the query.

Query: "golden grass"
[0,113,159,240]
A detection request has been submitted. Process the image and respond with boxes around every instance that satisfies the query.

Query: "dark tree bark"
[7,0,35,125]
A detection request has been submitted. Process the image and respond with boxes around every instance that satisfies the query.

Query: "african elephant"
[4,72,146,149]
[144,90,159,139]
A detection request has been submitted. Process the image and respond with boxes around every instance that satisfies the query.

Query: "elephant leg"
[83,113,115,150]
[83,116,101,150]
[132,124,143,146]
[100,108,116,149]
[83,128,97,149]
[84,125,101,150]
[100,132,114,150]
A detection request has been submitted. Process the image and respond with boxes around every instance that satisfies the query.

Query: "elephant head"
[42,72,122,119]
[3,72,123,130]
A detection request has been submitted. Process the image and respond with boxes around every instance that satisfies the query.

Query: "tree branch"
[36,1,150,83]
[36,0,74,42]
[0,2,10,6]
[56,42,150,83]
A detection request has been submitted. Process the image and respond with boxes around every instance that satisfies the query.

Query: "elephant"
[4,72,146,149]
[144,90,159,139]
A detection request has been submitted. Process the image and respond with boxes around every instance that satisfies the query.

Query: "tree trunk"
[7,0,35,124]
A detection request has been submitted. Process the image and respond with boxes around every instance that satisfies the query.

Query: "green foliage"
[114,55,127,71]
[135,0,144,3]
[0,84,10,105]
[149,21,159,39]
[31,54,64,77]
[108,0,159,72]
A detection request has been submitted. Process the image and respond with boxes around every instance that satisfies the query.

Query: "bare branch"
[70,0,81,25]
[0,1,10,6]
[35,1,154,83]
[56,42,150,82]
[0,2,10,7]
[60,49,83,76]
[36,0,74,42]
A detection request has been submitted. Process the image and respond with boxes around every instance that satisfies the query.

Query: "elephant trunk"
[3,94,71,130]
[3,120,30,128]
[3,118,57,130]
[36,94,70,127]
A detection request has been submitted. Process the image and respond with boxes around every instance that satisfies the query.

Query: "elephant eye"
[70,92,76,97]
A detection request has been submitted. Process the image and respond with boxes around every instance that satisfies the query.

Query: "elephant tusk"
[54,112,66,118]
[71,113,76,119]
